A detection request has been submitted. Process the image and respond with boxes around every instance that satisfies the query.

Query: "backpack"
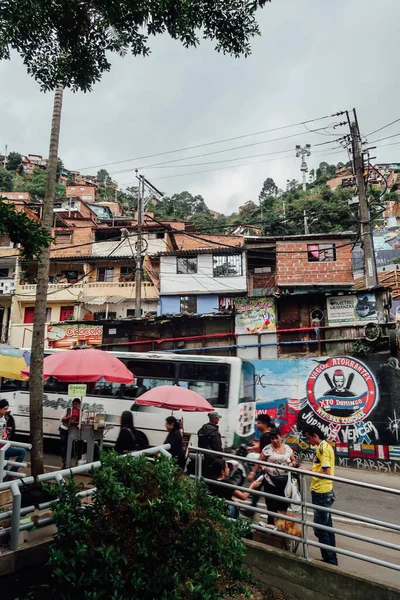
[133,428,149,450]
[197,424,212,450]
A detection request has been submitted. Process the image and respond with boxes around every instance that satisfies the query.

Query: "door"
[60,306,74,321]
[24,307,35,324]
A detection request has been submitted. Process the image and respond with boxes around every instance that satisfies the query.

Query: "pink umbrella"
[21,349,134,383]
[135,385,212,412]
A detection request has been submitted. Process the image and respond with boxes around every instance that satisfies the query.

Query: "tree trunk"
[29,85,64,478]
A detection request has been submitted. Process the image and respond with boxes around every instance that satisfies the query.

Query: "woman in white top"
[260,429,297,524]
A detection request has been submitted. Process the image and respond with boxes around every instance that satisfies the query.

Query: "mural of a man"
[324,369,356,398]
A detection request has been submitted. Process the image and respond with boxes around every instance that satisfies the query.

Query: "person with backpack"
[197,411,223,474]
[115,410,149,454]
[197,411,223,453]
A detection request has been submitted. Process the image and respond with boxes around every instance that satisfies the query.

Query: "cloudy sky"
[1,0,400,214]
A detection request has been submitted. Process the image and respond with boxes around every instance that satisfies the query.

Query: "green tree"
[6,151,22,171]
[157,191,209,219]
[1,0,270,479]
[315,161,337,184]
[97,168,112,185]
[39,453,250,600]
[0,199,51,260]
[259,176,278,204]
[191,212,217,232]
[0,1,271,92]
[0,167,13,191]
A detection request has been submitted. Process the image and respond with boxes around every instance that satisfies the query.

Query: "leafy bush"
[40,452,250,600]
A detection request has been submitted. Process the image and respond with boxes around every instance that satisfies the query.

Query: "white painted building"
[158,249,247,315]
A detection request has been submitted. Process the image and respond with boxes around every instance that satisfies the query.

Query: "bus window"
[240,361,255,403]
[124,360,176,380]
[179,380,227,407]
[87,380,123,398]
[0,378,29,392]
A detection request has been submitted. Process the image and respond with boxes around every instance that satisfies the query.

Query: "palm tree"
[29,85,64,477]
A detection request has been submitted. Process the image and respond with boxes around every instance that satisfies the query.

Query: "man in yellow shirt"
[305,426,338,566]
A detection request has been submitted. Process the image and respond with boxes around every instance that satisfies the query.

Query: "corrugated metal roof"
[82,295,126,305]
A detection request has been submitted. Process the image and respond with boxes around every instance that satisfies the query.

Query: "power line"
[77,111,346,172]
[369,132,400,144]
[366,117,400,137]
[107,125,345,176]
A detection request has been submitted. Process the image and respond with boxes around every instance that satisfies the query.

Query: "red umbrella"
[21,349,134,383]
[135,385,212,412]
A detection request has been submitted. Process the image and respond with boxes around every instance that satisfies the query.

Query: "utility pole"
[303,210,310,235]
[349,112,378,289]
[3,145,7,168]
[135,172,144,318]
[295,144,311,192]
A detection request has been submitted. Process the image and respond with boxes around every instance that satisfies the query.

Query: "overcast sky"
[1,0,400,214]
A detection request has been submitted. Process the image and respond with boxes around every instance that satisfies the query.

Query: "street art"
[252,354,400,469]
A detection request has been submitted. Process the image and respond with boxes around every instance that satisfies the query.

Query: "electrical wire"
[107,125,345,176]
[369,132,400,145]
[366,117,400,138]
[77,111,346,171]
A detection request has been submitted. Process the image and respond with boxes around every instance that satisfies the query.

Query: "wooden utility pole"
[350,113,378,289]
[135,174,144,317]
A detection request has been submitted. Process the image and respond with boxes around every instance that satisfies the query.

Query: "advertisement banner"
[46,324,103,349]
[327,293,377,325]
[235,297,276,334]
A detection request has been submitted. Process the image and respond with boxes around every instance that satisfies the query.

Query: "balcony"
[15,282,84,302]
[15,280,158,303]
[84,281,158,300]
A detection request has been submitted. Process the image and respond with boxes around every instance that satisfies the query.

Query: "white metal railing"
[0,445,171,551]
[0,439,32,483]
[189,447,400,573]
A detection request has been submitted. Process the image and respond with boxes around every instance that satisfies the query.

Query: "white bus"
[0,352,255,449]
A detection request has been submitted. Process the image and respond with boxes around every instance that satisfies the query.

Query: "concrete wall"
[160,253,247,295]
[245,540,400,600]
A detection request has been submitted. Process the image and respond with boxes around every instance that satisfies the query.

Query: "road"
[25,444,400,589]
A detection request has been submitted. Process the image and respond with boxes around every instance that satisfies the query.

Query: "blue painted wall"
[158,294,219,316]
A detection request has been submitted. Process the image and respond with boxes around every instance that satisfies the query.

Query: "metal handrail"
[190,447,400,573]
[0,439,32,483]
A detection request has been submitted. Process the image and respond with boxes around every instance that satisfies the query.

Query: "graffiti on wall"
[252,354,400,470]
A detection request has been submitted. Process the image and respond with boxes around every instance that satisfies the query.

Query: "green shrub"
[41,452,250,600]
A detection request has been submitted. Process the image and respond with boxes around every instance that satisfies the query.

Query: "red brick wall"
[51,226,94,258]
[276,240,354,286]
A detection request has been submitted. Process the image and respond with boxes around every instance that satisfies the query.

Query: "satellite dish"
[311,309,324,323]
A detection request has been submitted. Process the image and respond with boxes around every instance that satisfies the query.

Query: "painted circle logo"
[306,357,378,425]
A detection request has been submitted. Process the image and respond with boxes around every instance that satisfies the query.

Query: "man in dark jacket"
[198,411,223,452]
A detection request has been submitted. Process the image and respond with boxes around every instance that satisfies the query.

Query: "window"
[0,268,9,278]
[213,254,242,277]
[97,267,114,282]
[180,296,197,314]
[60,306,74,321]
[120,266,135,281]
[93,311,117,320]
[177,257,197,274]
[307,244,336,262]
[24,307,51,323]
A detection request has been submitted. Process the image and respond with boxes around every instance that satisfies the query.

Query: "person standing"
[0,399,26,472]
[250,413,275,454]
[197,411,223,475]
[164,416,185,469]
[115,410,137,454]
[59,398,81,468]
[197,411,223,452]
[305,426,338,566]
